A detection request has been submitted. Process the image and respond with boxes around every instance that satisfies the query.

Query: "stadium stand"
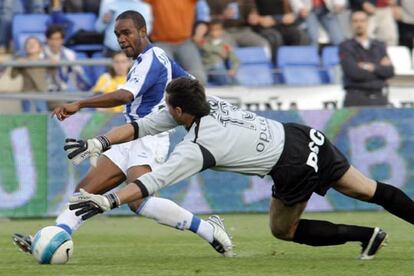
[321,46,340,84]
[64,12,103,53]
[277,46,323,85]
[91,51,107,84]
[12,14,49,51]
[234,47,274,86]
[74,51,94,84]
[387,45,414,75]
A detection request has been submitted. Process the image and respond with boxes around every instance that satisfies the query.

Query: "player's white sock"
[55,207,84,235]
[137,196,214,242]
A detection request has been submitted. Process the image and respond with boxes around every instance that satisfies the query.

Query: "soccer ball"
[32,226,73,264]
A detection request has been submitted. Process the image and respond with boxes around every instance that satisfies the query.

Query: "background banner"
[0,115,47,217]
[0,108,413,217]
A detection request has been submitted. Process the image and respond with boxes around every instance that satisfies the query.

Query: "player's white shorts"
[103,134,170,175]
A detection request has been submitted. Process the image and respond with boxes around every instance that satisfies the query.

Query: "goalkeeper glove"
[69,189,120,220]
[64,136,111,166]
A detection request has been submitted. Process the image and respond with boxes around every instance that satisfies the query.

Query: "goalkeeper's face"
[115,19,147,59]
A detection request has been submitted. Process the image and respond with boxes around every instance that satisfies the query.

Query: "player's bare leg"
[269,196,382,260]
[332,165,414,258]
[126,164,233,257]
[13,155,125,253]
[332,165,376,201]
[333,165,414,225]
[75,155,126,194]
[54,155,126,234]
[269,198,307,241]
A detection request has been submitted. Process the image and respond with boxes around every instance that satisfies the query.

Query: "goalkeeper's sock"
[136,196,214,242]
[293,219,374,246]
[55,207,84,235]
[368,181,414,224]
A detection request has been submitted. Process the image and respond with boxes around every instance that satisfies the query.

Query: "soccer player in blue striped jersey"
[13,10,233,258]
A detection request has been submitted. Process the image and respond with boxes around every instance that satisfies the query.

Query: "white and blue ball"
[32,226,73,264]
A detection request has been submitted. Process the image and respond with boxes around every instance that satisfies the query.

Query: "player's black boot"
[359,227,388,260]
[12,233,33,254]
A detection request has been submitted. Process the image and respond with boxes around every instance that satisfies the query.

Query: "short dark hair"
[166,77,210,117]
[45,24,65,39]
[116,10,146,30]
[209,19,223,27]
[351,9,368,18]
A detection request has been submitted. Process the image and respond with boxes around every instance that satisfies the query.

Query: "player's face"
[114,19,146,59]
[166,95,184,124]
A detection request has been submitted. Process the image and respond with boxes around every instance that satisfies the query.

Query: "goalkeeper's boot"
[12,233,33,254]
[207,215,234,257]
[359,227,388,260]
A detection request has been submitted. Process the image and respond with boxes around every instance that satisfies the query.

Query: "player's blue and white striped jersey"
[119,44,190,123]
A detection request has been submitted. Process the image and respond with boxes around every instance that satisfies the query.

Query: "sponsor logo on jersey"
[256,117,272,152]
[306,129,325,172]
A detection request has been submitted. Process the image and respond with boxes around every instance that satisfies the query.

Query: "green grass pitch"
[1,212,413,276]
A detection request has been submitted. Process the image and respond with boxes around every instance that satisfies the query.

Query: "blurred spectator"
[339,10,394,107]
[290,0,346,46]
[196,0,211,23]
[48,0,75,41]
[193,0,211,44]
[0,0,46,53]
[198,20,240,85]
[253,0,308,63]
[146,0,207,84]
[11,36,49,112]
[96,0,152,56]
[92,51,131,112]
[207,0,270,51]
[43,25,91,92]
[393,0,414,50]
[349,0,398,45]
[63,0,101,15]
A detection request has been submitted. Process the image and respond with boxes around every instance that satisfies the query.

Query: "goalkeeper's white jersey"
[136,96,285,195]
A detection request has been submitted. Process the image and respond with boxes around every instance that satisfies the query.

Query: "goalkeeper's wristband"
[96,135,111,152]
[105,193,121,209]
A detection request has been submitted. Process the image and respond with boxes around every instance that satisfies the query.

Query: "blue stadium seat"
[75,52,96,85]
[236,64,274,86]
[282,66,324,85]
[321,46,339,84]
[65,13,103,53]
[234,47,273,86]
[65,13,97,36]
[277,46,322,85]
[91,52,108,84]
[12,14,49,50]
[277,46,319,67]
[322,46,339,66]
[235,47,270,64]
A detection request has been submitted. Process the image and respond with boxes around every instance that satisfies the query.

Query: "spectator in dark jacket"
[349,0,398,45]
[393,0,414,50]
[339,10,394,107]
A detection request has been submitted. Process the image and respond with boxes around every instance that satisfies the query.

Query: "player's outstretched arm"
[64,103,179,166]
[52,89,133,121]
[69,142,206,220]
[63,123,134,166]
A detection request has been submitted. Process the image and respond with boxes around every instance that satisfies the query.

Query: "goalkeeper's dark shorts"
[268,123,350,206]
